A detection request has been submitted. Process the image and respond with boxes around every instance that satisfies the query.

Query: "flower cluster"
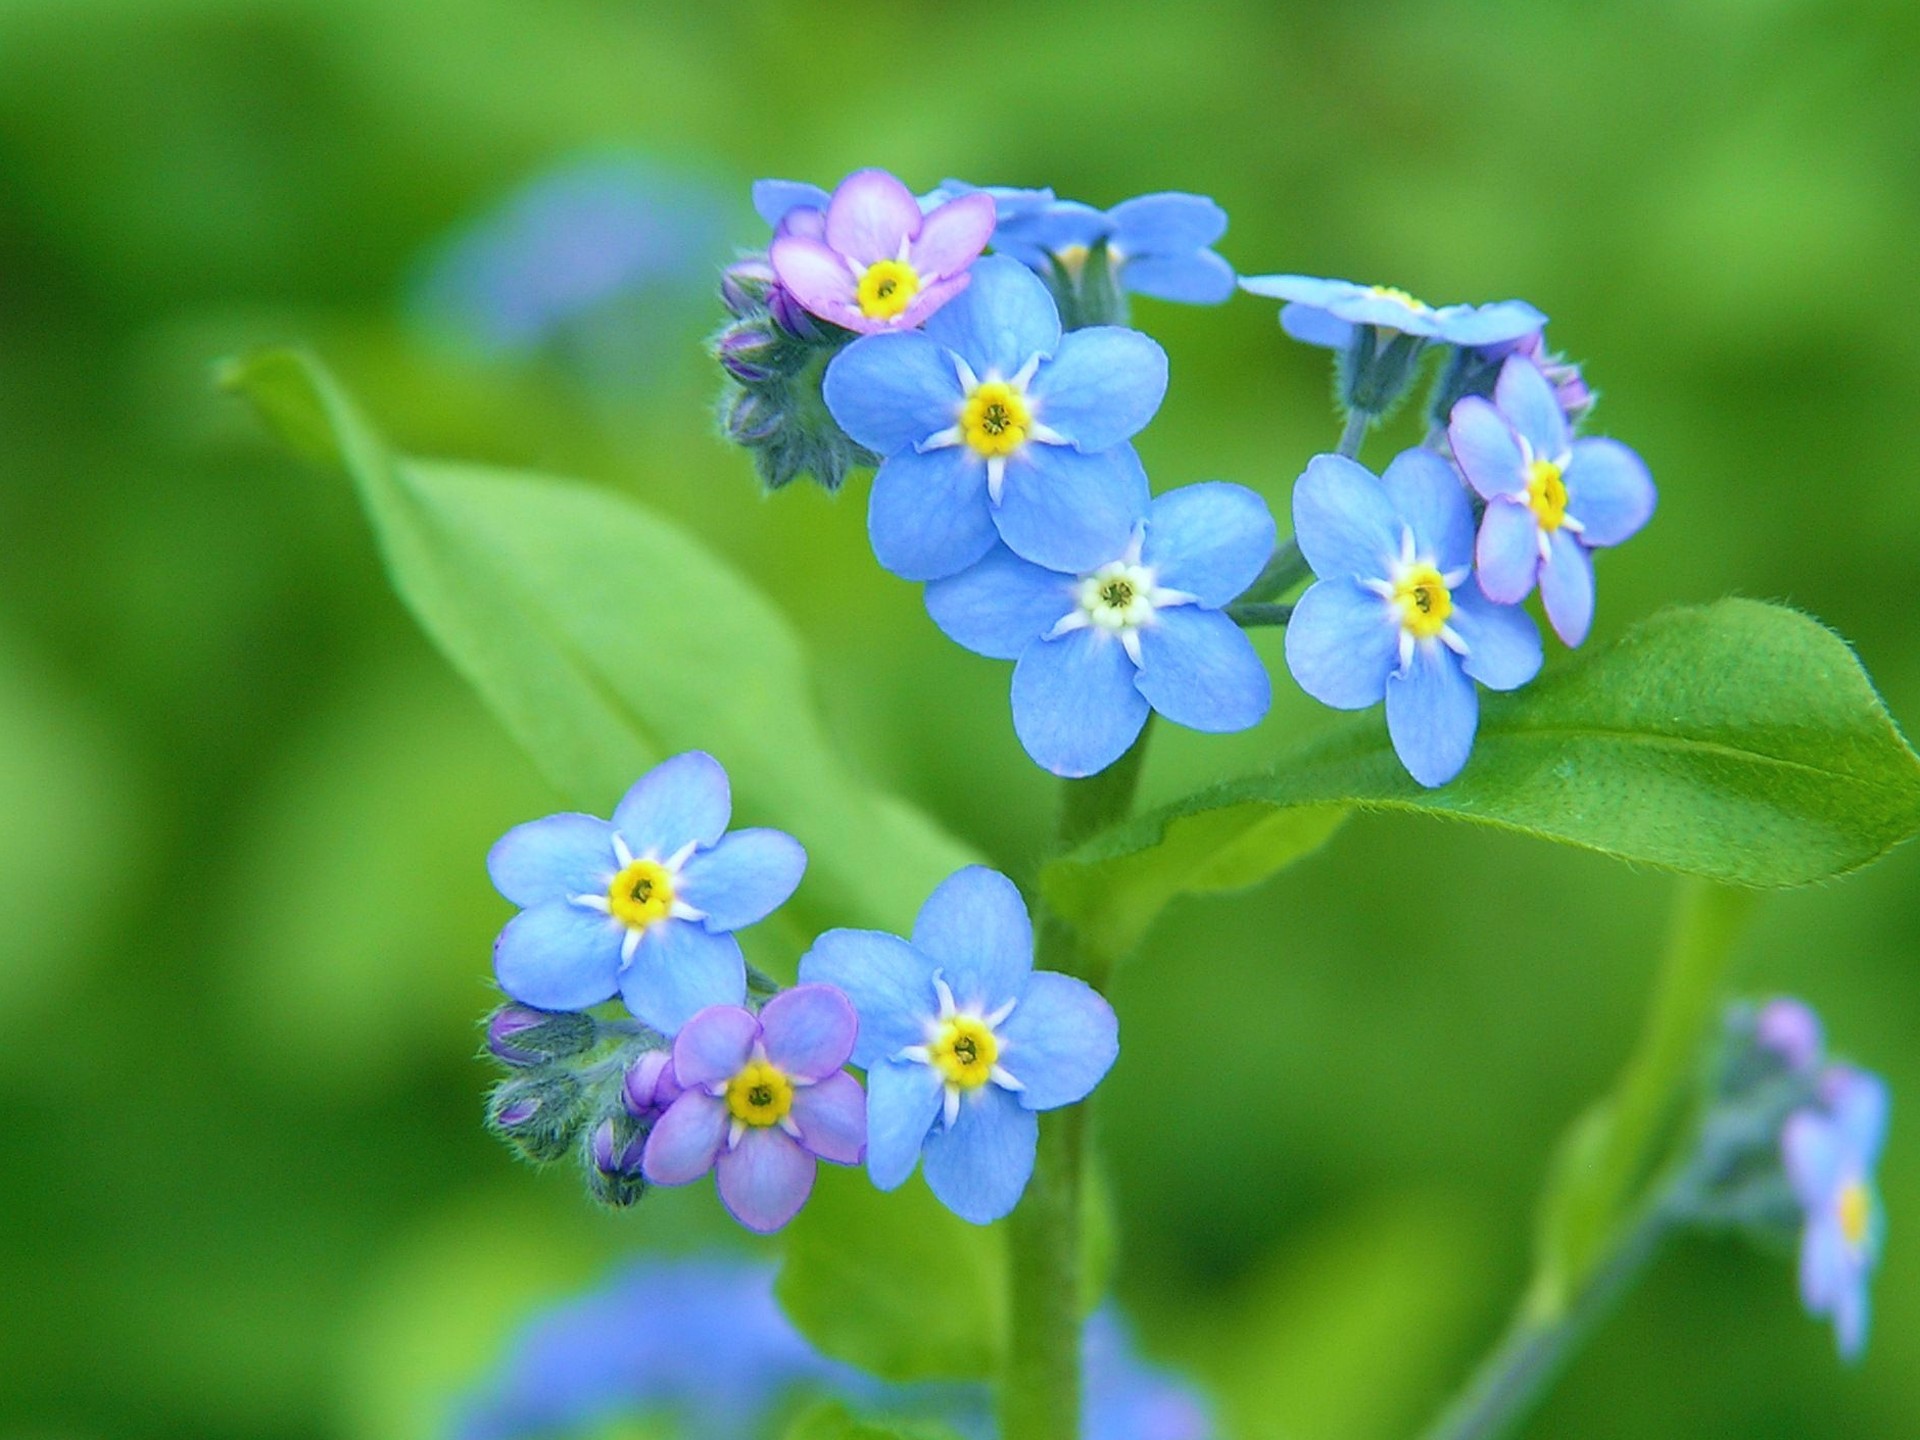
[479,752,1118,1232]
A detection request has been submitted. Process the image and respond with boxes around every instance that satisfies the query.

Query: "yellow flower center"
[929,1015,999,1090]
[1526,457,1569,532]
[1839,1179,1873,1248]
[725,1060,795,1128]
[1393,563,1453,640]
[1368,284,1429,313]
[857,259,921,321]
[607,858,674,931]
[961,381,1032,457]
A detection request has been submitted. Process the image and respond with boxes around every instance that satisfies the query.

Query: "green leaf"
[775,1167,1008,1383]
[222,348,974,935]
[1530,880,1758,1316]
[1052,600,1920,916]
[1043,802,1348,965]
[782,1400,966,1440]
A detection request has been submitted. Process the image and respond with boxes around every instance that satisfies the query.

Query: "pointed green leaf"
[222,348,973,934]
[1050,602,1920,930]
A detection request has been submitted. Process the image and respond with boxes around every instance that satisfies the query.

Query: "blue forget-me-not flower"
[1784,1065,1889,1361]
[798,866,1118,1225]
[982,190,1237,305]
[488,752,806,1034]
[824,255,1168,580]
[1285,450,1543,788]
[1239,273,1546,350]
[927,483,1275,777]
[1449,355,1655,647]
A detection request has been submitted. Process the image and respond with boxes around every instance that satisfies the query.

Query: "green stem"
[1000,720,1154,1440]
[1337,407,1371,459]
[1238,538,1309,605]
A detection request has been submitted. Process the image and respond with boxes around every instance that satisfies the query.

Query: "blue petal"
[1238,273,1357,306]
[677,828,806,932]
[1028,327,1168,451]
[865,1060,943,1190]
[1434,299,1546,348]
[612,752,730,857]
[911,865,1035,1011]
[921,1085,1039,1224]
[618,920,746,1034]
[1011,628,1149,778]
[1564,438,1656,548]
[1291,453,1399,583]
[1380,448,1474,571]
[1494,355,1570,459]
[822,332,963,456]
[1134,607,1271,733]
[1833,1264,1872,1361]
[1539,529,1595,646]
[1003,201,1110,259]
[1451,588,1543,692]
[993,442,1149,575]
[1448,395,1528,501]
[1109,192,1227,254]
[924,545,1076,660]
[1285,579,1396,709]
[1279,304,1355,349]
[1384,642,1478,788]
[1834,1070,1891,1166]
[1784,1111,1842,1209]
[487,813,615,907]
[752,179,830,228]
[797,928,938,1070]
[999,971,1118,1111]
[867,445,996,582]
[1120,248,1237,304]
[494,900,622,1011]
[1141,482,1276,607]
[1474,499,1541,605]
[923,255,1061,377]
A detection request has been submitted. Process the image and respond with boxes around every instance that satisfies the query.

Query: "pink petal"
[825,168,922,265]
[770,234,858,320]
[759,984,858,1080]
[789,1071,867,1164]
[714,1126,816,1232]
[641,1093,727,1184]
[909,193,996,279]
[672,1005,758,1088]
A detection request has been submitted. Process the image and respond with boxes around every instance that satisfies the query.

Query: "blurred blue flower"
[927,484,1274,778]
[1240,273,1544,350]
[449,1255,1211,1440]
[798,866,1118,1224]
[968,187,1236,304]
[1449,356,1655,646]
[1285,450,1543,788]
[410,152,728,358]
[1784,1065,1889,1361]
[824,255,1166,580]
[1757,997,1826,1075]
[487,751,805,1034]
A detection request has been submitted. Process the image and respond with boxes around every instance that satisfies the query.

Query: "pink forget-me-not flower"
[488,752,805,1035]
[1784,1065,1889,1361]
[798,866,1118,1225]
[927,482,1275,777]
[1285,449,1544,788]
[1449,354,1656,646]
[824,255,1168,581]
[640,985,867,1233]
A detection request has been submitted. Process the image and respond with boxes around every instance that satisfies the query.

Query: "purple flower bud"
[592,1116,649,1178]
[1758,997,1825,1073]
[623,1049,683,1122]
[767,282,822,341]
[725,390,784,446]
[716,323,780,385]
[487,1073,585,1163]
[495,1096,539,1128]
[720,256,776,316]
[484,1003,595,1067]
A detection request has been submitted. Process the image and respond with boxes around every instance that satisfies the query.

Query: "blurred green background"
[3,1,1917,1436]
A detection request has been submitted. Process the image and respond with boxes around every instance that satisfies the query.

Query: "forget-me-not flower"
[1757,997,1826,1075]
[767,169,994,335]
[1285,450,1544,788]
[984,190,1237,304]
[824,255,1167,580]
[1240,273,1545,350]
[488,752,805,1034]
[1784,1065,1889,1361]
[798,866,1119,1224]
[641,985,867,1233]
[1449,355,1655,646]
[927,483,1275,777]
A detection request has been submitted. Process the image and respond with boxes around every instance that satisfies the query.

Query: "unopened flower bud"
[622,1049,682,1122]
[1757,998,1825,1074]
[485,1004,596,1068]
[586,1112,650,1207]
[720,256,777,316]
[767,283,822,341]
[724,389,785,447]
[716,323,781,385]
[486,1073,585,1164]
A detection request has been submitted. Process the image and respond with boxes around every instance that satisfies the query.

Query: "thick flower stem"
[1001,722,1154,1440]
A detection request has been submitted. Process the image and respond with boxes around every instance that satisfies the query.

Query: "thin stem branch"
[1337,407,1372,459]
[1237,538,1309,605]
[1227,601,1293,628]
[1000,720,1154,1440]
